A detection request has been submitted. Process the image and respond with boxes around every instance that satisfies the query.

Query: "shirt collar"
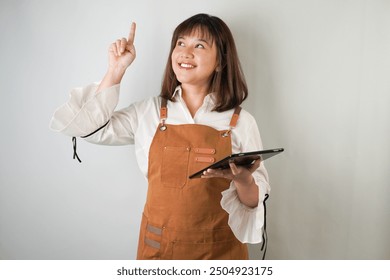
[172,86,182,99]
[172,85,217,106]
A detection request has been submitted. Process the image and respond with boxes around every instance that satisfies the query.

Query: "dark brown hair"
[160,13,248,112]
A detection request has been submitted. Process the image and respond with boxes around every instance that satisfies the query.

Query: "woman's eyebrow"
[197,38,211,45]
[177,36,211,46]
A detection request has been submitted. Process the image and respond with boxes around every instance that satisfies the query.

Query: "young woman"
[50,13,270,260]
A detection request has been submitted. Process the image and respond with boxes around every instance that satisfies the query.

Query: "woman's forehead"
[177,26,214,43]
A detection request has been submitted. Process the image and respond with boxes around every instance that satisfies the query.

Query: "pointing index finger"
[128,22,136,44]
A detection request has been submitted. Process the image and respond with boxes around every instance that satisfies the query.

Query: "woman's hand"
[108,22,137,72]
[201,159,261,208]
[201,159,260,183]
[96,22,136,92]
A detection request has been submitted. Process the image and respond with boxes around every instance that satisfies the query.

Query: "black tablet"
[189,148,284,179]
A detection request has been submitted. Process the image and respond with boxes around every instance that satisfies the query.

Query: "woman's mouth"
[179,63,195,69]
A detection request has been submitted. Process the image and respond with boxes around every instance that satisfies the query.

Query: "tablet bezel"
[188,148,284,179]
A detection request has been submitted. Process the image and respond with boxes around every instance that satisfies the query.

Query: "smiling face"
[161,14,248,112]
[171,29,218,91]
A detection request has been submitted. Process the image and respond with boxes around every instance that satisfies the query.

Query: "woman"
[50,13,270,260]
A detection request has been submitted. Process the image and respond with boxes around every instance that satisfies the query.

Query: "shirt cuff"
[49,83,120,137]
[220,176,270,244]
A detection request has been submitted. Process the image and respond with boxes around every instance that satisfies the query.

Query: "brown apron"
[136,98,248,260]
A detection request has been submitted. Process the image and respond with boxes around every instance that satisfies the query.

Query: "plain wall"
[0,0,389,259]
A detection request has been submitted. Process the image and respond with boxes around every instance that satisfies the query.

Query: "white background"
[0,0,389,259]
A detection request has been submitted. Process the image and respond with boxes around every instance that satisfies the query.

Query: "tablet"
[189,148,284,179]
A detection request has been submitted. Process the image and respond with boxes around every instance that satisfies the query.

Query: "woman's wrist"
[96,68,126,93]
[233,173,255,188]
[106,67,126,83]
[234,175,259,208]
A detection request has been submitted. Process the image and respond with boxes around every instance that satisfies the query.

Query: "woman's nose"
[180,48,193,58]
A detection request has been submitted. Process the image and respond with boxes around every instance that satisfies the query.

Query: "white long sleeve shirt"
[50,83,271,243]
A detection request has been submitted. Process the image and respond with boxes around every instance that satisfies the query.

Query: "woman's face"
[171,29,218,90]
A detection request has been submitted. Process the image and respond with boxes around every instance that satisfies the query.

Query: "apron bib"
[136,98,248,260]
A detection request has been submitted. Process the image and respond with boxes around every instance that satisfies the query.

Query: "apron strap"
[160,97,168,120]
[159,97,168,130]
[222,106,242,137]
[229,106,242,128]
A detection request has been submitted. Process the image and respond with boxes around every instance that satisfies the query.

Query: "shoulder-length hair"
[160,13,248,112]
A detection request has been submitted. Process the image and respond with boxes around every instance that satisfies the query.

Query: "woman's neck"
[181,84,209,118]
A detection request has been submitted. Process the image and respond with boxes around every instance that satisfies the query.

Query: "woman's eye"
[177,41,185,47]
[195,44,205,49]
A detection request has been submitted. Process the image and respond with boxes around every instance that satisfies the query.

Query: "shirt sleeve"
[49,83,137,145]
[220,115,271,244]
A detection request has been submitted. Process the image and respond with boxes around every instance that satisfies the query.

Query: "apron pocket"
[161,146,190,188]
[170,239,248,260]
[166,226,249,260]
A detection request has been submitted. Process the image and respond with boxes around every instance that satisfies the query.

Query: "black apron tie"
[71,120,110,163]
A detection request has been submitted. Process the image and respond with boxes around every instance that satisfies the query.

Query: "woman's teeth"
[180,63,194,68]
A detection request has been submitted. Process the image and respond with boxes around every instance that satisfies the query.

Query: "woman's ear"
[215,60,225,72]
